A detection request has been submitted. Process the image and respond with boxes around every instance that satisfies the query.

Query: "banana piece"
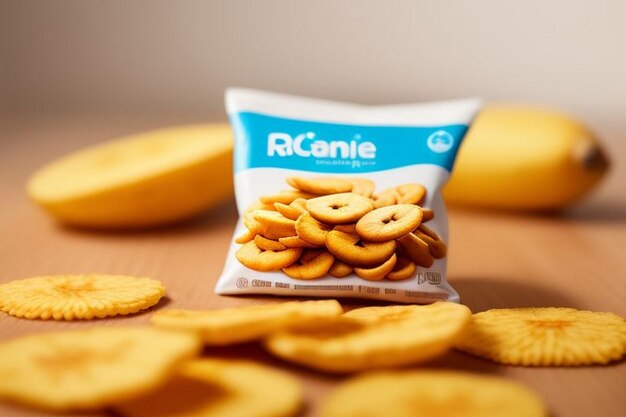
[444,106,609,210]
[28,124,234,229]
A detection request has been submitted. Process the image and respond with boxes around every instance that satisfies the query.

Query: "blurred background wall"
[1,0,625,135]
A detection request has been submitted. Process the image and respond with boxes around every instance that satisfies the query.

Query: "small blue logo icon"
[427,130,454,153]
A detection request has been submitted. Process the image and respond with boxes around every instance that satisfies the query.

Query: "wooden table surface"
[1,113,625,417]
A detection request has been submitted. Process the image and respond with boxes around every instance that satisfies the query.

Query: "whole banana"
[444,106,609,210]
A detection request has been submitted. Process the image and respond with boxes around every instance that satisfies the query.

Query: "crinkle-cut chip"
[0,275,165,320]
[151,300,344,345]
[321,370,547,417]
[455,307,626,366]
[0,327,200,411]
[115,359,302,417]
[264,302,471,373]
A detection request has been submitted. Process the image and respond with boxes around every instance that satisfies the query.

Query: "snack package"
[216,89,481,303]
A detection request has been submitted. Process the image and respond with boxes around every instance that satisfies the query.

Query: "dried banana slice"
[321,370,546,417]
[307,193,373,225]
[333,223,357,234]
[151,300,343,345]
[329,260,354,278]
[295,212,332,246]
[456,307,626,366]
[0,327,200,411]
[0,274,165,320]
[395,183,427,205]
[346,178,375,198]
[287,177,353,195]
[356,204,422,242]
[259,190,314,205]
[254,235,287,252]
[371,188,399,208]
[235,241,301,272]
[397,232,434,268]
[385,255,416,280]
[325,230,396,267]
[264,302,471,373]
[274,200,307,221]
[278,235,318,248]
[115,359,302,417]
[416,224,447,258]
[421,207,435,222]
[252,210,297,239]
[234,228,256,244]
[283,250,335,280]
[354,254,397,281]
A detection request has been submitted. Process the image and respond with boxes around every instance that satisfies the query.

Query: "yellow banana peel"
[28,124,234,229]
[29,106,609,229]
[444,105,609,210]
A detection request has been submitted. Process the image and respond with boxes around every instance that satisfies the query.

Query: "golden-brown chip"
[325,230,396,267]
[354,254,397,281]
[329,260,354,278]
[371,187,399,208]
[151,300,344,345]
[333,223,357,234]
[234,228,256,244]
[283,250,335,280]
[307,193,373,225]
[321,371,547,417]
[356,204,422,242]
[346,178,375,197]
[0,327,200,411]
[278,235,318,248]
[416,224,447,259]
[264,302,471,373]
[287,177,352,195]
[259,190,314,205]
[235,241,302,272]
[421,207,434,222]
[395,183,427,205]
[115,359,302,417]
[254,235,287,252]
[0,275,165,320]
[397,232,434,268]
[273,202,305,221]
[456,307,626,366]
[252,210,297,239]
[385,255,416,280]
[295,212,332,246]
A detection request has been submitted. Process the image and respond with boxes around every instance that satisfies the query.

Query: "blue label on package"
[231,112,468,173]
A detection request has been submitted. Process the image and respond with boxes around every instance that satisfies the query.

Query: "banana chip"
[0,274,165,320]
[321,371,547,417]
[116,359,302,417]
[456,307,626,366]
[0,327,200,411]
[151,300,344,345]
[264,302,471,373]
